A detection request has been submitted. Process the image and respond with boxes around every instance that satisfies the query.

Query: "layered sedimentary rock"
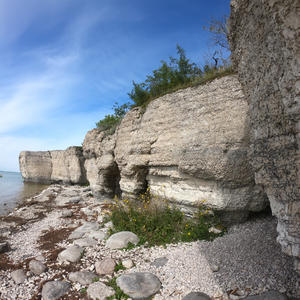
[83,75,267,222]
[228,0,300,270]
[19,147,86,184]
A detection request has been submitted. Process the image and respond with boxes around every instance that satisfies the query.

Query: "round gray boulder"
[11,269,26,284]
[58,245,84,263]
[68,271,98,285]
[29,259,47,275]
[244,291,288,300]
[41,281,70,300]
[87,282,114,300]
[182,292,211,300]
[116,272,161,299]
[106,231,139,249]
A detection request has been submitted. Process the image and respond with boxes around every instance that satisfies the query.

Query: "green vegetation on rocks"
[105,190,225,247]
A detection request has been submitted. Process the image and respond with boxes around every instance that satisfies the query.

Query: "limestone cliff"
[228,0,300,271]
[19,146,87,185]
[82,75,267,222]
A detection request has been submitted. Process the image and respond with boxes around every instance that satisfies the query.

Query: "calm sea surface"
[0,171,48,216]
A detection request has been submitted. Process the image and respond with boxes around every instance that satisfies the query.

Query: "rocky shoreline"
[0,184,299,300]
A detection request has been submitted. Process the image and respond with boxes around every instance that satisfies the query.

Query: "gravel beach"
[0,185,299,300]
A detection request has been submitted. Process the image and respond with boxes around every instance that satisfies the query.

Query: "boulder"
[68,271,98,285]
[95,258,116,275]
[106,231,139,249]
[41,281,70,300]
[11,269,26,284]
[243,291,287,300]
[116,272,161,299]
[58,245,84,263]
[73,237,97,248]
[182,292,211,300]
[29,259,47,275]
[87,282,114,300]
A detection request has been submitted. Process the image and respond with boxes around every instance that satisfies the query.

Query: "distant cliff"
[19,146,86,185]
[20,75,268,223]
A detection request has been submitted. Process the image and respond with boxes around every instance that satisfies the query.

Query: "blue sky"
[0,0,230,172]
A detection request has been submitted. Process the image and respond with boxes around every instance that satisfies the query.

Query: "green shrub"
[105,190,224,247]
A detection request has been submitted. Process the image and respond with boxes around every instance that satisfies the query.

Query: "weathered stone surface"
[182,292,211,300]
[73,237,97,247]
[106,231,139,249]
[95,257,116,275]
[11,269,26,284]
[122,259,134,269]
[41,281,70,300]
[68,271,98,285]
[69,222,100,239]
[58,245,84,263]
[243,291,287,300]
[228,0,300,270]
[82,76,267,222]
[116,272,161,299]
[87,282,114,300]
[83,129,119,197]
[29,259,47,275]
[85,230,106,241]
[19,146,87,184]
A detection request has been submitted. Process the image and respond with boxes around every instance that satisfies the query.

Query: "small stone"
[58,245,84,263]
[81,207,94,216]
[69,222,100,239]
[182,292,211,300]
[208,227,222,234]
[229,294,240,300]
[116,272,161,299]
[69,271,98,285]
[97,215,104,223]
[82,187,91,192]
[210,264,219,272]
[11,269,26,284]
[61,210,73,217]
[151,257,168,267]
[0,241,9,253]
[122,259,134,269]
[87,282,114,300]
[243,291,288,300]
[106,231,139,249]
[95,258,116,275]
[68,196,81,204]
[41,281,70,300]
[104,221,114,228]
[35,255,45,262]
[29,260,47,275]
[73,237,97,247]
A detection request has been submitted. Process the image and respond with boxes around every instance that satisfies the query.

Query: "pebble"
[122,259,134,269]
[61,210,73,217]
[151,257,168,267]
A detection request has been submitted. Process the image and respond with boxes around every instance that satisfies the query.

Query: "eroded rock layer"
[19,147,86,184]
[228,0,300,270]
[83,75,267,222]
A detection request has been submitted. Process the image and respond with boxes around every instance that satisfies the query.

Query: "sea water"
[0,171,48,215]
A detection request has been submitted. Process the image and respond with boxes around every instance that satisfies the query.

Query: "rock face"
[83,75,267,222]
[228,0,300,270]
[19,146,87,184]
